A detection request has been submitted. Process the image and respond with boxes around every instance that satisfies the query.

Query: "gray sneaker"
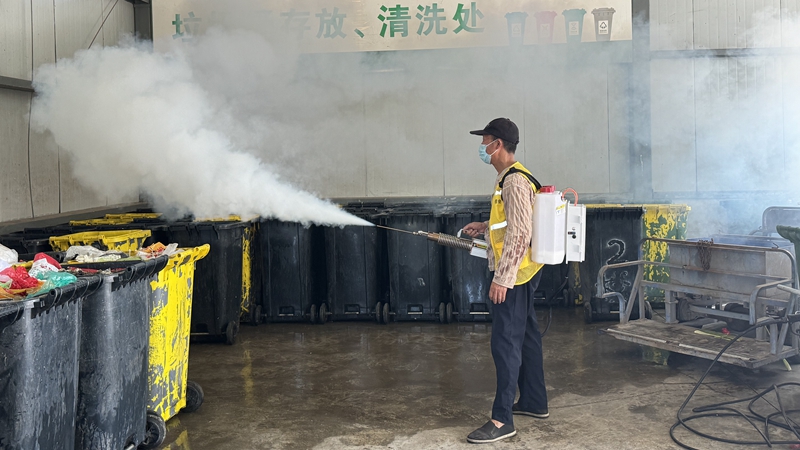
[512,403,549,419]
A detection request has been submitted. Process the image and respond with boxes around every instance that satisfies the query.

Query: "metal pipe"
[0,76,33,93]
[378,225,486,253]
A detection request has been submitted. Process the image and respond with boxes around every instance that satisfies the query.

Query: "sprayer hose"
[429,233,475,251]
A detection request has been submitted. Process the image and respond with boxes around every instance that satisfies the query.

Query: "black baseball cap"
[470,118,519,145]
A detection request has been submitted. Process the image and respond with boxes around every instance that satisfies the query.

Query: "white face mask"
[478,139,499,164]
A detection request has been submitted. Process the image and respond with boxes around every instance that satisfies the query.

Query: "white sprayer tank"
[531,186,567,264]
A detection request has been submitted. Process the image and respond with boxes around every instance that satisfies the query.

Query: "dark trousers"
[490,270,548,426]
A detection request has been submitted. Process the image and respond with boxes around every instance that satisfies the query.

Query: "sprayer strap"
[499,167,542,192]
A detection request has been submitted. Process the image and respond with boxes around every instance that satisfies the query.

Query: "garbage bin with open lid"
[74,257,167,450]
[0,276,101,450]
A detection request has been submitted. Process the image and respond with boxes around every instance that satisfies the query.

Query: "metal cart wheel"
[446,302,453,324]
[225,321,238,345]
[182,380,205,413]
[438,302,446,323]
[310,304,318,324]
[382,302,391,325]
[318,303,328,324]
[139,411,166,450]
[375,302,382,324]
[583,302,593,324]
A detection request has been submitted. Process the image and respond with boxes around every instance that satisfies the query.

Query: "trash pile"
[0,247,77,299]
[0,241,182,300]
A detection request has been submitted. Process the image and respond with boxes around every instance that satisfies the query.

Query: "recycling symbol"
[598,20,609,34]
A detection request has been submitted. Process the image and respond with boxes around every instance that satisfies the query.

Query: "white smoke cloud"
[29,38,370,226]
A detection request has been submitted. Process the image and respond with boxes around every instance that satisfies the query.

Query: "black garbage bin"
[0,229,57,254]
[442,211,492,323]
[575,206,645,323]
[0,277,101,450]
[165,221,247,343]
[385,210,444,322]
[260,220,326,323]
[324,214,384,322]
[75,257,167,450]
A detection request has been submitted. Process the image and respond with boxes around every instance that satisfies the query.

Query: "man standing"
[461,118,549,444]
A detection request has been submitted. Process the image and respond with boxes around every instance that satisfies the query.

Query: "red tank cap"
[540,185,556,193]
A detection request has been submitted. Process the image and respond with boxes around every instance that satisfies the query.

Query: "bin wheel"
[583,302,593,324]
[375,302,382,324]
[318,303,328,324]
[382,302,391,325]
[252,305,262,326]
[139,411,166,450]
[225,321,238,345]
[182,380,205,413]
[446,302,453,324]
[438,302,446,323]
[310,304,318,324]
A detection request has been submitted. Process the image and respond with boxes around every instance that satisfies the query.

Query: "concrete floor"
[158,309,800,449]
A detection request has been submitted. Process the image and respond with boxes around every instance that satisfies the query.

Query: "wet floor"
[158,308,800,449]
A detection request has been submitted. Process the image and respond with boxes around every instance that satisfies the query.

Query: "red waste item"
[0,266,41,290]
[34,253,62,270]
[722,328,730,335]
[540,185,556,193]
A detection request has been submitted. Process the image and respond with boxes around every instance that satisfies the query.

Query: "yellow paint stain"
[637,204,690,303]
[147,245,209,422]
[570,261,583,305]
[165,429,192,450]
[241,224,254,316]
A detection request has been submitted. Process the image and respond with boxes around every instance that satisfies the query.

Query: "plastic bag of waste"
[65,246,106,260]
[0,274,11,289]
[33,271,77,294]
[0,266,41,290]
[29,253,62,278]
[65,245,124,263]
[0,244,18,266]
[137,242,179,260]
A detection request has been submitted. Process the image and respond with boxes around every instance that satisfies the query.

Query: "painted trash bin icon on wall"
[534,11,557,44]
[562,9,586,43]
[592,8,616,41]
[505,12,528,46]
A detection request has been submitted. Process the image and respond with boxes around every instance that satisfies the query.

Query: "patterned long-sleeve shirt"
[484,168,535,289]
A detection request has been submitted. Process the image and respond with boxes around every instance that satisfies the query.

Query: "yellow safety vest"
[488,162,543,286]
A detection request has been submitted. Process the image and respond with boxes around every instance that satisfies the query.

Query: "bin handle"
[0,302,26,333]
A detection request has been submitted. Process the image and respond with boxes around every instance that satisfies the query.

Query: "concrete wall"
[298,57,633,199]
[650,0,799,195]
[0,0,137,223]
